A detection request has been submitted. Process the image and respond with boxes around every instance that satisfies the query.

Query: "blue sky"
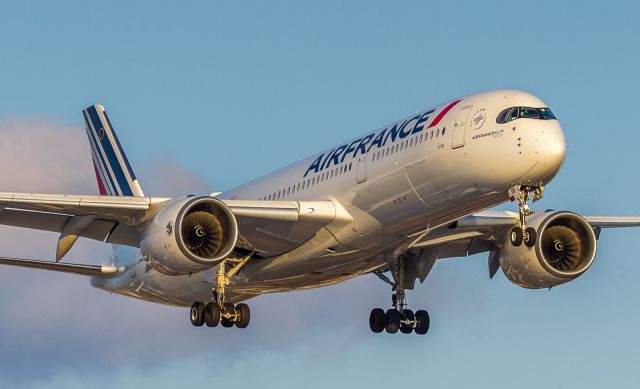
[1,1,640,388]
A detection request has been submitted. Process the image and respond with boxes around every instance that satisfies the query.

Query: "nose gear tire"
[524,227,537,248]
[510,227,523,246]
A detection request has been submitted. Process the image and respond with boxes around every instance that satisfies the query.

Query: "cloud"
[0,116,393,385]
[136,152,210,197]
[0,117,97,194]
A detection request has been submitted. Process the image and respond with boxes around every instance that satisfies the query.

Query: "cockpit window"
[496,107,556,124]
[539,108,556,120]
[519,107,539,119]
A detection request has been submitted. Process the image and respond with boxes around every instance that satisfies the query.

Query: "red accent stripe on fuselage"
[93,160,108,195]
[427,99,462,128]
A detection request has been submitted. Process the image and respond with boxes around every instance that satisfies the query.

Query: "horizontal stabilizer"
[0,256,120,277]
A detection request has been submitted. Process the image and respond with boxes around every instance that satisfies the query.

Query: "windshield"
[496,107,557,124]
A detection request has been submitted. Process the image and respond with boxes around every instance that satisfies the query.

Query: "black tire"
[190,302,205,327]
[204,302,220,327]
[510,227,523,247]
[385,309,401,334]
[235,303,251,328]
[400,309,415,334]
[221,319,234,328]
[414,310,430,335]
[369,308,385,333]
[524,227,537,248]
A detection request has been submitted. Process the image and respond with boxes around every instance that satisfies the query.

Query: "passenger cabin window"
[496,106,557,124]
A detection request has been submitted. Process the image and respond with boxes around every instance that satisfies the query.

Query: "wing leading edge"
[0,192,346,259]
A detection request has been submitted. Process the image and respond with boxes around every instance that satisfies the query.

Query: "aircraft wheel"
[385,309,401,334]
[400,309,415,334]
[369,308,385,333]
[221,302,235,328]
[235,303,251,328]
[414,310,430,335]
[524,227,537,248]
[190,302,205,327]
[204,302,221,327]
[510,227,523,246]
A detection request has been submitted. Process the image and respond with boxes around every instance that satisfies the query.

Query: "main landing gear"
[189,253,254,329]
[509,185,544,248]
[370,255,430,335]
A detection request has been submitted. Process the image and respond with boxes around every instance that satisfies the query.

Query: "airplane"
[0,89,638,335]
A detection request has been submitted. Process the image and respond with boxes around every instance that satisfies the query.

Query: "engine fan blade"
[541,225,582,272]
[181,211,224,258]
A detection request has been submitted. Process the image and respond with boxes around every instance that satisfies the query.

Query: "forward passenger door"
[452,105,472,149]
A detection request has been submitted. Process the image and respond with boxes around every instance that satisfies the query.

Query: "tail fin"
[82,105,144,197]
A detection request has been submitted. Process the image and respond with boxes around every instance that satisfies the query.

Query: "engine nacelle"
[500,211,597,289]
[140,196,238,275]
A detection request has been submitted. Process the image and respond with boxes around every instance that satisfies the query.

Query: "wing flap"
[222,199,346,255]
[0,208,70,232]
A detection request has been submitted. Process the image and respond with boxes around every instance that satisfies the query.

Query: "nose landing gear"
[370,255,430,335]
[509,185,543,248]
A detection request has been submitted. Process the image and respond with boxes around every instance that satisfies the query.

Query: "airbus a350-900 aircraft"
[1,89,637,335]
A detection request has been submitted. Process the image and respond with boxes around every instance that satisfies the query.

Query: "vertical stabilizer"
[82,105,144,197]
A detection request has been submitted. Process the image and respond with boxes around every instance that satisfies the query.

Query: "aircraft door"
[452,105,472,149]
[356,156,367,184]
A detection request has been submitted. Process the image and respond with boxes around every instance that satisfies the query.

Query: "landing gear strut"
[189,252,254,329]
[510,185,544,248]
[370,255,430,335]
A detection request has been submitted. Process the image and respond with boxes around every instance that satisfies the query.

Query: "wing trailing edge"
[0,256,121,277]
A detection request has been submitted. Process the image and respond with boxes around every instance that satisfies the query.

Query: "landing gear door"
[452,105,472,149]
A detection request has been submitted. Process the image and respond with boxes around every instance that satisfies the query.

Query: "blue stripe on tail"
[86,106,134,196]
[103,110,137,181]
[83,113,118,195]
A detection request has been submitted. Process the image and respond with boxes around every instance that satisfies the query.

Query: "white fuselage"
[93,89,566,306]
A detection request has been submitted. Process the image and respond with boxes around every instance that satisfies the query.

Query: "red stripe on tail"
[92,160,107,195]
[427,99,462,128]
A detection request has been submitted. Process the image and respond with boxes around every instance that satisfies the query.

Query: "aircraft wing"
[0,256,121,277]
[0,192,344,259]
[410,211,640,279]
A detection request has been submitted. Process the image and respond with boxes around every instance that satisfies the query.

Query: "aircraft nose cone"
[521,122,566,185]
[510,121,567,186]
[542,131,566,170]
[539,125,566,175]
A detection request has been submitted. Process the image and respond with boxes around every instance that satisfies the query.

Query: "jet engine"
[500,211,597,289]
[140,196,238,275]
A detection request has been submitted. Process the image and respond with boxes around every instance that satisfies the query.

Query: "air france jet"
[1,90,637,335]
